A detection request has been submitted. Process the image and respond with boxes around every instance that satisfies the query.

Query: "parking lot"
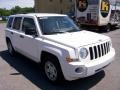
[0,23,120,90]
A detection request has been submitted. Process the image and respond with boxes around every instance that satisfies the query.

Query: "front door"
[18,17,40,62]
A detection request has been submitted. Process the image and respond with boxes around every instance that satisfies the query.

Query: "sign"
[77,0,88,12]
[101,0,110,17]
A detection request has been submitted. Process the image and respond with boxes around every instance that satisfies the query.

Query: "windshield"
[38,16,80,35]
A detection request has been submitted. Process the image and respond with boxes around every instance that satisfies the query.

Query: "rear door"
[6,17,14,42]
[9,17,22,50]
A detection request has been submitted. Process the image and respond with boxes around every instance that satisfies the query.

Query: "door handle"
[20,35,24,38]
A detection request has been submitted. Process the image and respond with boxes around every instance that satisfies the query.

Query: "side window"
[13,17,22,30]
[7,17,13,28]
[22,18,36,33]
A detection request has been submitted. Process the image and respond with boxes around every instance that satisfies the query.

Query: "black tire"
[105,24,111,32]
[6,40,16,56]
[41,55,64,83]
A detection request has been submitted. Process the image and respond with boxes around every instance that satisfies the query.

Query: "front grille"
[89,42,110,60]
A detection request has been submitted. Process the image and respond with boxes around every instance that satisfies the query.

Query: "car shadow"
[0,50,105,90]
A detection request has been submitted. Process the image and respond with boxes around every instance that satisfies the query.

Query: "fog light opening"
[75,67,84,73]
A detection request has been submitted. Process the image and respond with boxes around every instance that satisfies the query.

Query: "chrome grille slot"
[89,42,110,60]
[108,42,110,51]
[101,44,104,56]
[104,43,106,55]
[106,42,109,53]
[94,46,97,59]
[98,45,101,57]
[89,47,94,60]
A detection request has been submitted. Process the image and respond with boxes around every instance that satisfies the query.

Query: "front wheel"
[45,61,58,81]
[42,56,64,83]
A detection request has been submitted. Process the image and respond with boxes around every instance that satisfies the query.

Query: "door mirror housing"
[25,28,37,36]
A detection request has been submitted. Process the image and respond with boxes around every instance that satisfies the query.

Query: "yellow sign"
[101,0,110,17]
[101,1,109,11]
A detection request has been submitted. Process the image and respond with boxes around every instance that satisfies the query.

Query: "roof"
[9,13,67,17]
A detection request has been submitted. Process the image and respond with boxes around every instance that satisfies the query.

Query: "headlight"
[80,48,88,59]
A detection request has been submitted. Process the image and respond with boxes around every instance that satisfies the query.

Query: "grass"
[0,20,7,23]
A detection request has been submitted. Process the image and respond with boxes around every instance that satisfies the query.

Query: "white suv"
[5,13,115,83]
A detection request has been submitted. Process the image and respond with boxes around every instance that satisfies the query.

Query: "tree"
[0,6,34,17]
[11,6,21,14]
[0,8,11,16]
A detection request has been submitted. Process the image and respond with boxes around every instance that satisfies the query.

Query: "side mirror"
[25,28,37,36]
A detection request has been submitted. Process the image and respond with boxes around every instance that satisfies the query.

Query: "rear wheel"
[7,40,16,56]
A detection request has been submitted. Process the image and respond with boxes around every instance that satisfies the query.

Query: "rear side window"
[13,17,22,30]
[7,17,13,28]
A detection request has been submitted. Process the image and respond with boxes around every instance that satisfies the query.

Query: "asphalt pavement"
[0,23,120,90]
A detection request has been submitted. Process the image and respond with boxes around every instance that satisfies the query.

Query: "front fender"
[41,45,66,63]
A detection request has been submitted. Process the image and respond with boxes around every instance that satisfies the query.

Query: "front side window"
[7,17,13,28]
[13,17,22,30]
[38,16,80,35]
[22,18,36,32]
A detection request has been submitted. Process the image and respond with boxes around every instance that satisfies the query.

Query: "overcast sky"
[0,0,119,10]
[0,0,34,9]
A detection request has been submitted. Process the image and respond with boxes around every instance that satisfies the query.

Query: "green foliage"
[0,8,11,16]
[0,20,6,23]
[0,6,34,16]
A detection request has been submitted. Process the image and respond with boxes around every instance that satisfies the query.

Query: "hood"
[43,30,110,48]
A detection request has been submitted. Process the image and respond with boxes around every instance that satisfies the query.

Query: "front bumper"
[62,48,115,81]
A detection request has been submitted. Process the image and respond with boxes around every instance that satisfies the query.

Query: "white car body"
[5,13,115,81]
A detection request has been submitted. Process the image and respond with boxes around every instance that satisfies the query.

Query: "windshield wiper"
[51,31,66,34]
[67,29,80,32]
[44,28,80,35]
[44,31,65,35]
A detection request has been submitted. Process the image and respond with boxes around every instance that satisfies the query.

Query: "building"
[35,0,74,14]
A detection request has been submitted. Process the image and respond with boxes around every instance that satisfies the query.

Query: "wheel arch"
[6,37,11,42]
[40,51,60,64]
